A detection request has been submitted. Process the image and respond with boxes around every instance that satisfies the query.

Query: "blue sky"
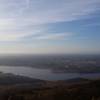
[0,0,100,54]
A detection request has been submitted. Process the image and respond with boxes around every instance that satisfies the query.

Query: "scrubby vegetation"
[0,78,100,100]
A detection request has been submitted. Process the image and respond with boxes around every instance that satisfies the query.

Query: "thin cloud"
[33,33,73,40]
[14,0,100,24]
[0,0,99,42]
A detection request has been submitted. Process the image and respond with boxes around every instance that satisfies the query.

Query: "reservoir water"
[0,66,100,80]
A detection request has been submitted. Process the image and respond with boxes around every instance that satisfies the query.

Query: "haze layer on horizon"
[0,0,100,54]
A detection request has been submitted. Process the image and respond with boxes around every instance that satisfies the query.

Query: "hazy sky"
[0,0,100,54]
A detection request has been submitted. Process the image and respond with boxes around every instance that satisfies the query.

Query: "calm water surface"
[0,66,100,80]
